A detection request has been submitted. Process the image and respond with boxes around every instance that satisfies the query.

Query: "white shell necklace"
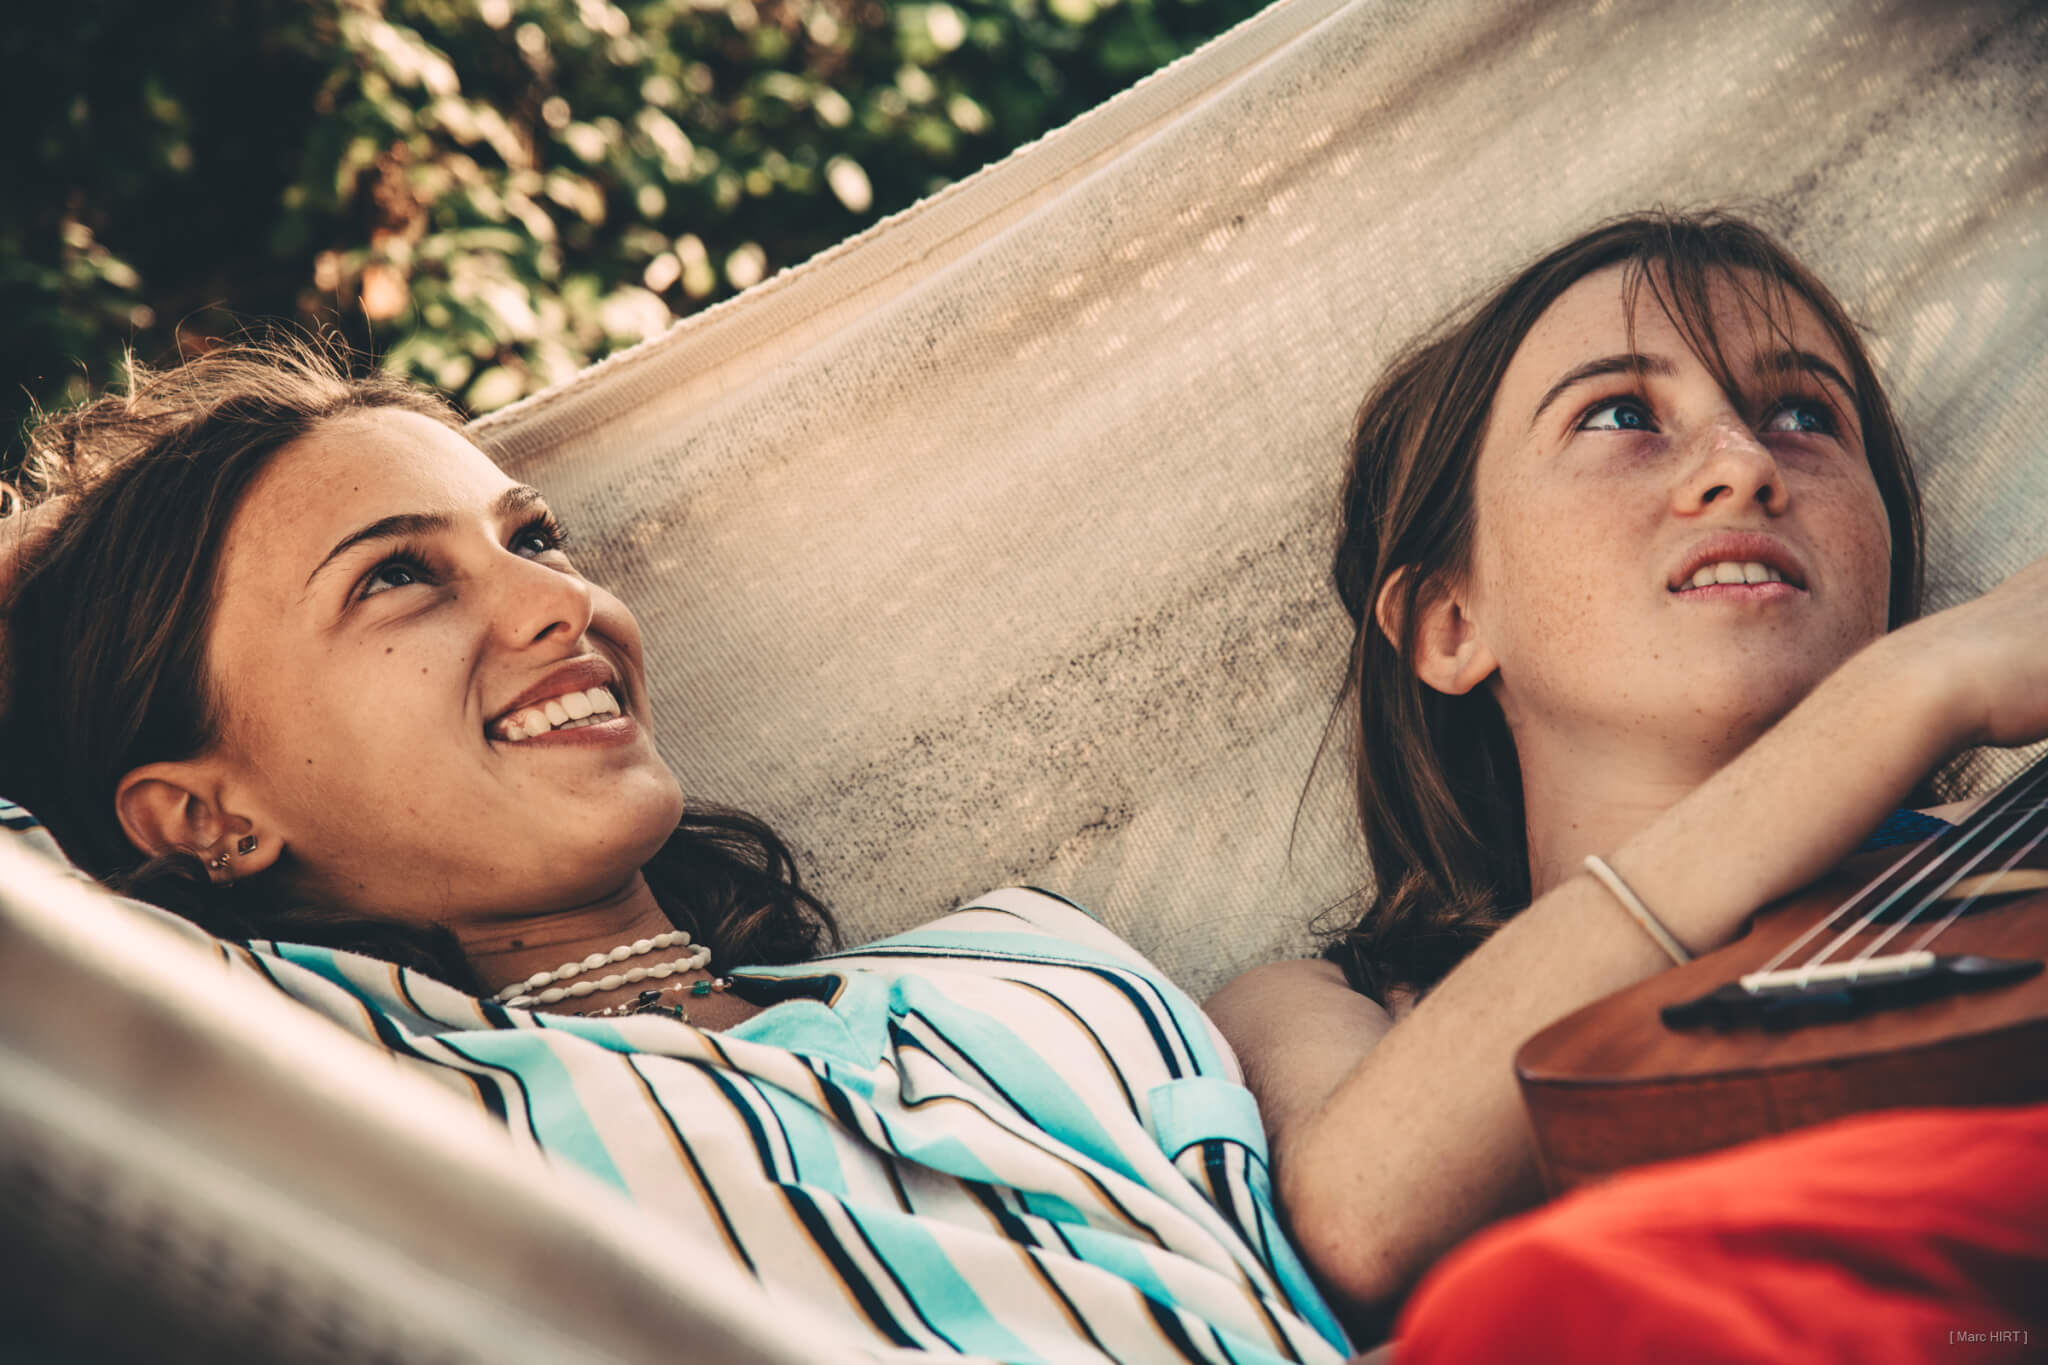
[492,929,710,1008]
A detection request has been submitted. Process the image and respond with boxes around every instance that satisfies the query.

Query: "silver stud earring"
[236,834,258,856]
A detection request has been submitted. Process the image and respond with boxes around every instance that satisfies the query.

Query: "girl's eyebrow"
[1756,349,1859,406]
[1528,353,1676,432]
[301,485,545,591]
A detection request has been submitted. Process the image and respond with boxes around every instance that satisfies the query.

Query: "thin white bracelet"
[1582,854,1693,966]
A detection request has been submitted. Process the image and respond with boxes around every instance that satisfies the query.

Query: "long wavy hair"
[1321,211,1924,1006]
[0,337,834,992]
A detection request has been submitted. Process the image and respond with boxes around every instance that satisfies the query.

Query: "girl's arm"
[1247,554,2048,1318]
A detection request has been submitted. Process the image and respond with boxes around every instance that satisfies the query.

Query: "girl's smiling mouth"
[1668,535,1808,595]
[493,684,625,741]
[486,654,631,743]
[1671,560,1802,597]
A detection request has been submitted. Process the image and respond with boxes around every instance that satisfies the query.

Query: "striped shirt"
[2,800,1349,1363]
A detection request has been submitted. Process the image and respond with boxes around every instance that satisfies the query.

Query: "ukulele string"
[1752,755,2048,979]
[1752,833,1959,976]
[1794,785,2048,978]
[1900,812,2048,956]
[1810,789,2048,970]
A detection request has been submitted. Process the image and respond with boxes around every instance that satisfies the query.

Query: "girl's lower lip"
[1671,582,1802,600]
[493,714,637,747]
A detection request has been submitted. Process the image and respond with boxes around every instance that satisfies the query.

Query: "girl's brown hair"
[1323,211,1923,1006]
[0,337,833,989]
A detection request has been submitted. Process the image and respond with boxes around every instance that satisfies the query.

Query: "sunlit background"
[2,0,1270,468]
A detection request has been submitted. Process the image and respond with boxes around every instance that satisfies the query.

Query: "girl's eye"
[1578,398,1656,433]
[1760,400,1838,436]
[511,514,569,558]
[359,553,430,599]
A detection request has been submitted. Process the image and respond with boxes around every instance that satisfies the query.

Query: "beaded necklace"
[579,976,735,1021]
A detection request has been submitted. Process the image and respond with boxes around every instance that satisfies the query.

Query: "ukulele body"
[1515,844,2048,1195]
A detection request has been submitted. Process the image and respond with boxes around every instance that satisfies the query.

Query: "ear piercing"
[208,834,260,872]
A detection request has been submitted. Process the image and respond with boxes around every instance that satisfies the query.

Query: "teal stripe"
[887,977,1145,1184]
[420,1028,632,1192]
[820,927,1138,974]
[1056,1225,1303,1365]
[828,929,1230,1079]
[753,1080,853,1196]
[839,1207,1042,1362]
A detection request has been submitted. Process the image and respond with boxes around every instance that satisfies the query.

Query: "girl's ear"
[114,761,281,882]
[1376,567,1498,697]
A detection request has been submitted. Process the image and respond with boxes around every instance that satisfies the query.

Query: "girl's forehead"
[220,409,516,597]
[1530,264,1840,358]
[246,410,503,523]
[1499,265,1852,415]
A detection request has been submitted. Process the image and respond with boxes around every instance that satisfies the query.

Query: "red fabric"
[1395,1104,2048,1364]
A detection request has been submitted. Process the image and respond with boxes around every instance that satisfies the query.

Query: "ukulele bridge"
[1662,952,2043,1032]
[1738,950,1936,993]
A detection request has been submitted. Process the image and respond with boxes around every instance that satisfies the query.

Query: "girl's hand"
[1894,551,2048,752]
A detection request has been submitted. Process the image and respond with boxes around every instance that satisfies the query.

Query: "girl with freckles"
[1207,213,2048,1360]
[2,209,2045,1364]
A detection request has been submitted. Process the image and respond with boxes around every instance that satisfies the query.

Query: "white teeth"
[492,686,623,741]
[1686,561,1786,590]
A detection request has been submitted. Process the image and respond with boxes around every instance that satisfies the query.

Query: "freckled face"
[203,408,684,924]
[1455,265,1895,761]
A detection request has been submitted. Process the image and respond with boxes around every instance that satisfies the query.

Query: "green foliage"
[3,0,1267,462]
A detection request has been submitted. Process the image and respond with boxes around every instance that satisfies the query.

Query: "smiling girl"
[0,347,1349,1363]
[1207,212,2048,1356]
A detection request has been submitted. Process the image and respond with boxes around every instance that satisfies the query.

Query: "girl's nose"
[493,551,595,648]
[1673,417,1789,518]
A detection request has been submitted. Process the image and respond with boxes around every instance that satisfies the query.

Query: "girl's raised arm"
[1259,552,2048,1317]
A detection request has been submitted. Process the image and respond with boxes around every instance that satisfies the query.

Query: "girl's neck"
[458,872,687,1001]
[1514,725,1744,899]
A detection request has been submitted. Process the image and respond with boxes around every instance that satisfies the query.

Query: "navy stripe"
[626,1057,758,1276]
[840,1207,963,1353]
[1145,1292,1220,1364]
[707,1067,790,1182]
[783,1187,921,1349]
[431,1037,538,1141]
[965,1186,1119,1359]
[843,943,1197,1078]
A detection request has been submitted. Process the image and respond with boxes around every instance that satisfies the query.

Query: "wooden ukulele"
[1516,751,2048,1194]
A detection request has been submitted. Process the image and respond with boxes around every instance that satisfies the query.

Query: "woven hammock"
[4,0,2043,1358]
[473,0,2048,1000]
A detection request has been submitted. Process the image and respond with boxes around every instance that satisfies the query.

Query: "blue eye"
[1579,398,1656,432]
[1761,401,1837,436]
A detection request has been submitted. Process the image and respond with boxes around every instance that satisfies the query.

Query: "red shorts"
[1396,1104,2048,1364]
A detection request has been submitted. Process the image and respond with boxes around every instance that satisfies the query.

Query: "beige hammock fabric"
[4,0,2045,1359]
[476,0,2048,1001]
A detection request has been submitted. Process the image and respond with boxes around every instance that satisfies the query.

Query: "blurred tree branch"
[2,0,1267,463]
